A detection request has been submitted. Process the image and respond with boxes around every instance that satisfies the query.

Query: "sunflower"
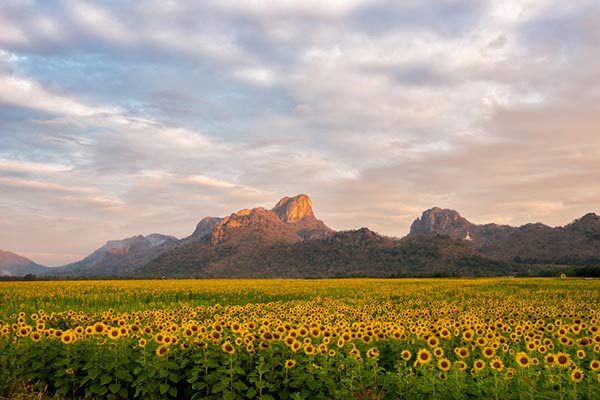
[455,347,469,359]
[473,359,486,372]
[576,349,586,359]
[416,349,432,365]
[589,359,600,372]
[366,348,380,359]
[349,348,361,360]
[328,349,336,357]
[18,326,30,337]
[433,347,444,358]
[454,361,467,371]
[304,345,316,356]
[437,358,451,372]
[284,359,296,369]
[156,345,169,357]
[93,322,105,335]
[515,352,531,368]
[439,328,451,340]
[284,336,295,346]
[538,345,547,354]
[462,330,474,341]
[291,341,301,353]
[401,350,412,361]
[138,338,147,348]
[427,336,439,347]
[490,357,504,372]
[222,341,235,355]
[544,353,556,366]
[505,367,515,380]
[482,346,496,359]
[61,332,75,344]
[105,327,119,340]
[570,369,584,383]
[556,352,571,368]
[30,331,42,342]
[246,343,254,353]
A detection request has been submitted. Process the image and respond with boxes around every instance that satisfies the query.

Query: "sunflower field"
[1,278,600,399]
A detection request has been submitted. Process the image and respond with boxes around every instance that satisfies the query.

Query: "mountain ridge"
[3,196,600,278]
[409,207,600,265]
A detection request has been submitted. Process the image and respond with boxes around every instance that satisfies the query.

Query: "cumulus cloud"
[1,0,599,265]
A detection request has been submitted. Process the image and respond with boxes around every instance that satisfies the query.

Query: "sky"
[1,0,599,266]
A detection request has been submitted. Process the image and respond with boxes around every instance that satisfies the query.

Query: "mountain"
[210,194,332,245]
[409,208,600,265]
[138,194,335,277]
[35,195,600,279]
[191,217,223,240]
[136,195,521,279]
[409,207,516,245]
[49,194,333,278]
[138,228,522,278]
[0,250,49,276]
[54,233,177,276]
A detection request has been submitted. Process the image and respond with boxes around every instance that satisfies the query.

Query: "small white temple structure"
[464,229,473,241]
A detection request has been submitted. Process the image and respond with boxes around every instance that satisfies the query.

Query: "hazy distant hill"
[0,250,50,276]
[53,233,178,276]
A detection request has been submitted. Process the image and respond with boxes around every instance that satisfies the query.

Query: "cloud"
[187,175,237,189]
[0,158,71,174]
[0,74,119,116]
[1,0,600,265]
[0,176,95,194]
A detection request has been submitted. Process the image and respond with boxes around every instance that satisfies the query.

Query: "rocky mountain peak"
[409,207,471,236]
[272,194,314,223]
[210,207,282,245]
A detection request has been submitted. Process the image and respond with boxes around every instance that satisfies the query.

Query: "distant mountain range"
[2,195,600,278]
[55,233,178,276]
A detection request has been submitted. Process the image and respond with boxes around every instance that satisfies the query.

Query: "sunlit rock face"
[272,194,315,223]
[210,194,331,245]
[210,207,299,245]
